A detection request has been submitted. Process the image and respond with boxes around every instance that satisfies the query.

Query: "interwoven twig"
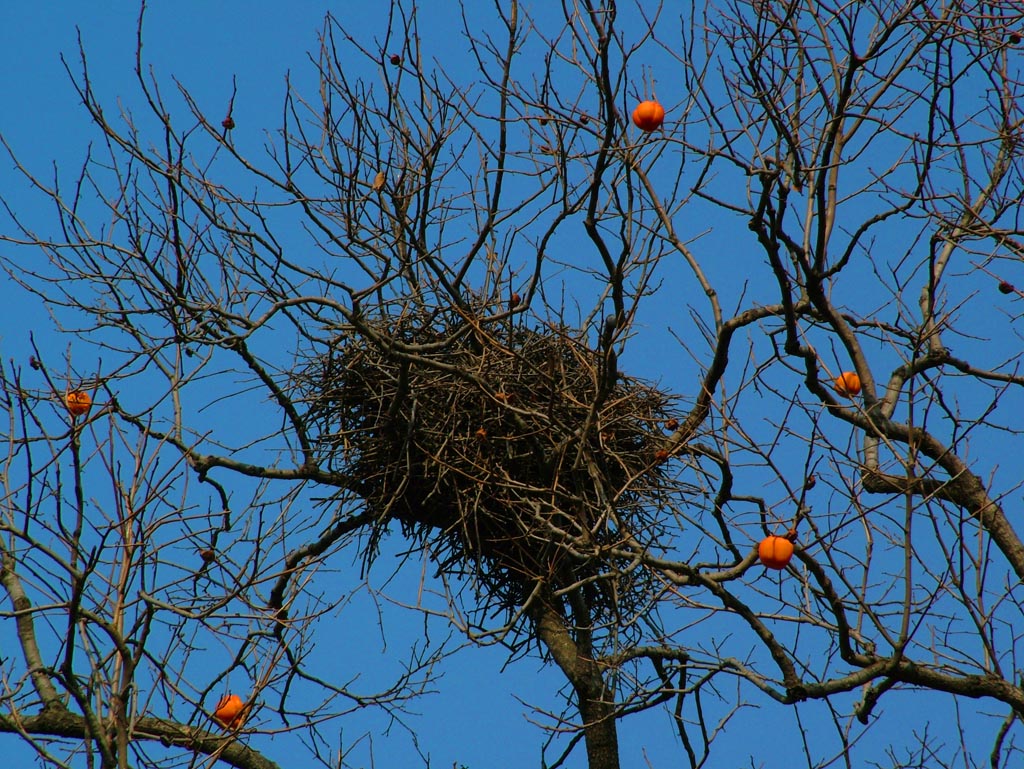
[295,305,678,620]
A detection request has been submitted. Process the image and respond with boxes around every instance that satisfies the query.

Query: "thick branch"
[529,596,620,769]
[0,711,281,769]
[0,542,62,708]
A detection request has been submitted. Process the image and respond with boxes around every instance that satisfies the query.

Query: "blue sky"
[2,3,1022,769]
[0,6,663,767]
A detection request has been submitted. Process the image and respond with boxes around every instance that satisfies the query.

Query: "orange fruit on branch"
[632,100,665,132]
[758,535,794,570]
[833,371,861,397]
[213,693,246,729]
[65,390,92,418]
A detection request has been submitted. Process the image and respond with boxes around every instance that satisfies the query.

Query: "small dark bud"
[998,281,1014,294]
[221,116,235,130]
[389,54,402,65]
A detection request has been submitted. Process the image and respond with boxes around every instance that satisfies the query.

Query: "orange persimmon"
[758,535,795,570]
[834,371,861,397]
[632,100,665,132]
[65,390,92,418]
[213,694,246,729]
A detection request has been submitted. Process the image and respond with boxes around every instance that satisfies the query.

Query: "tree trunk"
[530,595,620,769]
[577,686,620,769]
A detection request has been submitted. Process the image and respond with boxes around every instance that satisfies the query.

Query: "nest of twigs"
[296,303,677,620]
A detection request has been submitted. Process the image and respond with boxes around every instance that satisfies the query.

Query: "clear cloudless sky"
[0,5,672,768]
[0,6,568,768]
[1,4,1010,769]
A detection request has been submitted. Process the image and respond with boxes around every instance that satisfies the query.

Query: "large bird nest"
[296,304,679,621]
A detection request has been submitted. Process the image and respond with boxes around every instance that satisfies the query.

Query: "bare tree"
[3,1,1024,768]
